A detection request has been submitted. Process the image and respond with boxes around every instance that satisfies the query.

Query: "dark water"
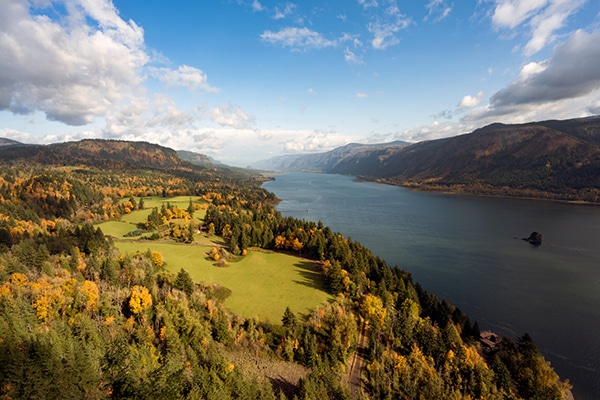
[263,172,600,400]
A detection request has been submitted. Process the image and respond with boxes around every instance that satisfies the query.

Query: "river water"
[263,172,600,400]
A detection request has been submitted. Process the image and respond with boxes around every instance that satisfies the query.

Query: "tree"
[174,268,194,297]
[129,285,152,315]
[292,237,304,254]
[187,198,195,216]
[151,251,163,268]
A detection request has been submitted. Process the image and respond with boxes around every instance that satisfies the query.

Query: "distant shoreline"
[263,170,600,206]
[360,176,600,206]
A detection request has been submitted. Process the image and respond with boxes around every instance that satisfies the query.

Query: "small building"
[480,330,502,352]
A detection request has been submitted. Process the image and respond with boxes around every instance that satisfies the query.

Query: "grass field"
[115,241,332,321]
[104,197,332,322]
[99,196,208,237]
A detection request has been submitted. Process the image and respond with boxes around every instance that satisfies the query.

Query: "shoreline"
[362,177,600,206]
[263,170,600,206]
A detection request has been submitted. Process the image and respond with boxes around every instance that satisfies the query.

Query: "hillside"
[253,140,410,172]
[0,139,189,170]
[0,145,572,399]
[257,117,600,202]
[0,138,24,148]
[177,149,217,165]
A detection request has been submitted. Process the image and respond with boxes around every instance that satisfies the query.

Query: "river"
[263,172,600,400]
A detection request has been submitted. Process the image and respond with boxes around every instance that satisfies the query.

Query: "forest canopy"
[0,148,571,399]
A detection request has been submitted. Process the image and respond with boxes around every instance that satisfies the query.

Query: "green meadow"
[102,199,332,322]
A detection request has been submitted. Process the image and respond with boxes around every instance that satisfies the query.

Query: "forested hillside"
[0,140,572,399]
[257,117,600,203]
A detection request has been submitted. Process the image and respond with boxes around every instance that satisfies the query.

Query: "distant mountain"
[0,139,190,170]
[329,117,600,202]
[255,117,600,202]
[253,140,410,171]
[177,150,217,165]
[0,138,25,148]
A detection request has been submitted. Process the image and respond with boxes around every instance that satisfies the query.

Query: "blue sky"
[1,0,599,166]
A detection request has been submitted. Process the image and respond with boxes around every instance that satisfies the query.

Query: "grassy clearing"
[99,196,208,237]
[115,240,332,322]
[105,195,331,322]
[97,220,140,238]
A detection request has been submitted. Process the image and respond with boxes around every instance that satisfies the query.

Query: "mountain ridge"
[257,117,600,203]
[0,139,201,171]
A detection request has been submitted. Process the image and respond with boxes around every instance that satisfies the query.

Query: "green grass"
[105,195,331,322]
[100,196,208,236]
[97,220,141,238]
[114,241,332,322]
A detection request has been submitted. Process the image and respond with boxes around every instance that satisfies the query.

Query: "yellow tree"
[292,238,304,253]
[275,235,286,249]
[129,285,152,315]
[151,251,163,268]
[362,294,387,327]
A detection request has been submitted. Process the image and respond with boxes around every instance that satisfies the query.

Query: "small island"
[523,231,543,246]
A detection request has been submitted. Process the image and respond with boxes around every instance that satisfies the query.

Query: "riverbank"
[361,176,600,206]
[263,172,600,399]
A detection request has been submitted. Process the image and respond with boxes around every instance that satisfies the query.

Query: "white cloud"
[0,0,148,125]
[344,48,364,64]
[281,129,349,153]
[356,92,368,98]
[489,30,600,109]
[207,105,255,129]
[273,2,296,20]
[462,30,600,126]
[424,0,452,22]
[358,0,379,9]
[491,0,587,55]
[458,91,484,108]
[365,2,412,49]
[252,0,264,12]
[148,65,219,93]
[0,128,39,144]
[307,88,316,95]
[260,27,338,50]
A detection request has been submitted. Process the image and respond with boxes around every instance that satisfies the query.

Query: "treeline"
[204,200,571,399]
[0,163,571,399]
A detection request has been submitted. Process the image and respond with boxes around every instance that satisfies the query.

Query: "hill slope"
[253,140,410,172]
[0,139,192,170]
[257,117,600,202]
[329,117,600,201]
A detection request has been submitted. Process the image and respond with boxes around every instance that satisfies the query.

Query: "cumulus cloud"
[356,93,368,98]
[207,105,255,129]
[458,91,484,109]
[462,29,600,125]
[491,0,587,55]
[148,65,219,93]
[490,30,600,108]
[281,129,349,153]
[260,27,339,50]
[0,0,148,125]
[394,120,470,143]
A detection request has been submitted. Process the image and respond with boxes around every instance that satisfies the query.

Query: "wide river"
[263,172,600,400]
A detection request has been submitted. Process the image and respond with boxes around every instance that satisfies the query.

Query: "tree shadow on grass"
[268,376,300,399]
[293,261,328,292]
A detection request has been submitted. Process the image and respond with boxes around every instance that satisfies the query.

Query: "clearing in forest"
[100,199,332,322]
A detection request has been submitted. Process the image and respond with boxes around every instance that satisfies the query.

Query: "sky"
[1,0,600,167]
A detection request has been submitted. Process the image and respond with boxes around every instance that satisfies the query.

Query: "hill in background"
[256,116,600,202]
